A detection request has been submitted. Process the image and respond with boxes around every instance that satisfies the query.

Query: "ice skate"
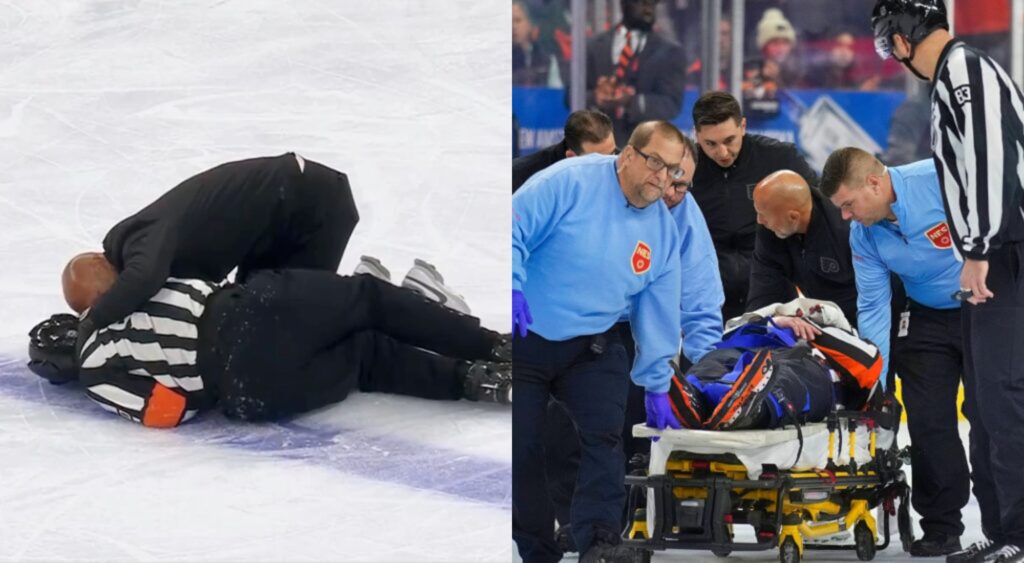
[988,544,1024,563]
[947,539,1001,562]
[353,255,391,282]
[490,332,512,363]
[461,361,511,405]
[401,258,471,315]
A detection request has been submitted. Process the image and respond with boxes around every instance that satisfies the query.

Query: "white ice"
[0,1,510,561]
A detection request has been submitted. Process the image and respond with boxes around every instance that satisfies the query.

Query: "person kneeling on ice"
[27,255,511,428]
[667,299,885,431]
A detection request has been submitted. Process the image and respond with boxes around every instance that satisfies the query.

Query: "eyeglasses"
[670,179,691,193]
[631,145,685,181]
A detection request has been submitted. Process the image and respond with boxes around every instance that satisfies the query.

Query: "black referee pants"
[962,242,1024,545]
[198,269,497,420]
[892,301,969,538]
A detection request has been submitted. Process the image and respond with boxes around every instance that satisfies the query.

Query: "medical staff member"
[512,121,685,563]
[544,136,724,555]
[821,148,967,558]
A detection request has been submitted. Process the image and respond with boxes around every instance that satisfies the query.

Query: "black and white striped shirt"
[79,278,220,428]
[931,40,1024,259]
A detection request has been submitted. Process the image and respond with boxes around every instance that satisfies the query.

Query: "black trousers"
[513,328,630,562]
[543,323,647,530]
[236,158,360,281]
[719,250,752,322]
[962,242,1024,545]
[892,301,970,537]
[198,269,496,420]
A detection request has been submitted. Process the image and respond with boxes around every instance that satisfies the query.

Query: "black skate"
[490,333,512,363]
[462,361,511,405]
[989,544,1024,563]
[946,539,1001,563]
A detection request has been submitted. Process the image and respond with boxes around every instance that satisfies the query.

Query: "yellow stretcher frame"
[622,411,914,563]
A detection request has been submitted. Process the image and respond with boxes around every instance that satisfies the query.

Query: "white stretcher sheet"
[634,422,895,480]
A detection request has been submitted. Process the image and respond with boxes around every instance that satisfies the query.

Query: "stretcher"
[621,409,914,562]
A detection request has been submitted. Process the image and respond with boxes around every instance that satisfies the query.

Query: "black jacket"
[747,189,858,326]
[689,134,817,320]
[585,29,687,144]
[93,153,357,330]
[512,140,569,192]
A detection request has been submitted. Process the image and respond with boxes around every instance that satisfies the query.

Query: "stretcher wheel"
[855,521,877,561]
[779,537,801,563]
[712,523,733,556]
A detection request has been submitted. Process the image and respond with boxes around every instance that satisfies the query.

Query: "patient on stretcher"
[668,299,883,431]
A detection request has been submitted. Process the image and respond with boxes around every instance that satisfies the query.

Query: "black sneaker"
[580,540,634,563]
[947,539,1001,563]
[911,533,961,557]
[461,361,511,405]
[555,523,578,554]
[990,544,1024,562]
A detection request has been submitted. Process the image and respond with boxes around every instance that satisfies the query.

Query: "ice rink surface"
[0,1,510,561]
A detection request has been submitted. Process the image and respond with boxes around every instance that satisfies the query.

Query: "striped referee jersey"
[78,278,220,428]
[931,39,1024,259]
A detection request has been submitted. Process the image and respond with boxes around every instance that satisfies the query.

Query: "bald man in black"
[748,170,858,324]
[88,153,358,332]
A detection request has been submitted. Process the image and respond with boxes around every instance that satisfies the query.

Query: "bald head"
[752,170,813,239]
[62,252,117,313]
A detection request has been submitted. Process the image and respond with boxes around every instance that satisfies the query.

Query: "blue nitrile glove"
[645,391,682,440]
[512,290,533,338]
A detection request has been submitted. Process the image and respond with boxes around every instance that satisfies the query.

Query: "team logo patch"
[631,241,652,275]
[819,256,840,273]
[926,222,953,249]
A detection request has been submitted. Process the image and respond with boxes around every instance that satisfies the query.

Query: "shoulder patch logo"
[926,222,952,249]
[631,241,652,275]
[953,85,971,106]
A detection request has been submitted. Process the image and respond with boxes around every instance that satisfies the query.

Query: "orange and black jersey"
[78,278,219,428]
